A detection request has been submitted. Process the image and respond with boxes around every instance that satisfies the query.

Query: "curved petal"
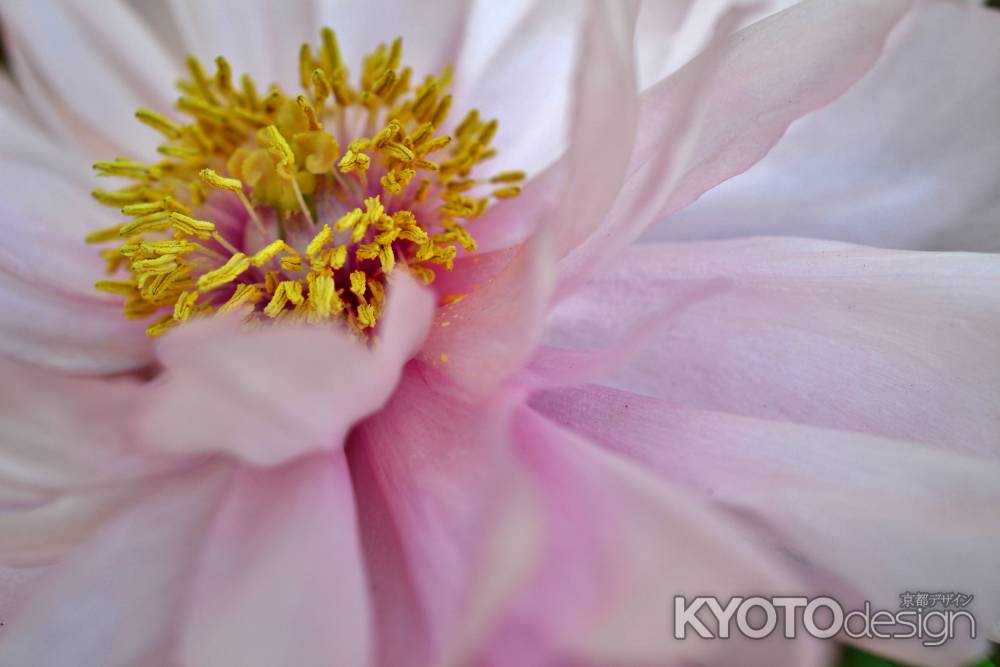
[531,384,1000,666]
[0,464,231,666]
[473,405,831,666]
[543,238,1000,458]
[453,0,586,176]
[0,357,184,502]
[635,0,801,89]
[1,0,180,160]
[560,0,913,284]
[348,364,526,667]
[646,2,1000,252]
[417,0,639,396]
[133,272,434,466]
[176,453,372,667]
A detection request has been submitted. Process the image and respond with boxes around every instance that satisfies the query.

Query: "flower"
[0,1,998,666]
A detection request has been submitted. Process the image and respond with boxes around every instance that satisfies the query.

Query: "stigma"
[88,29,523,337]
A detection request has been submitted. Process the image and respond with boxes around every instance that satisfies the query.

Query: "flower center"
[88,28,522,337]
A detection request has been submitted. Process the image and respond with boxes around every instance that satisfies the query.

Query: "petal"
[531,384,1000,666]
[134,272,434,466]
[0,464,231,666]
[453,0,586,175]
[348,365,526,666]
[417,0,639,396]
[0,357,183,502]
[543,238,1000,457]
[177,453,372,667]
[166,0,321,91]
[475,405,831,666]
[635,0,801,89]
[1,0,180,160]
[646,2,1000,252]
[560,0,913,282]
[0,201,153,373]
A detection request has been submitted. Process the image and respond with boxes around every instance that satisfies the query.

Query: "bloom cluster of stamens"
[88,28,523,337]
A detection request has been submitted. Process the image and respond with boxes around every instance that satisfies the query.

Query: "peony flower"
[0,1,997,666]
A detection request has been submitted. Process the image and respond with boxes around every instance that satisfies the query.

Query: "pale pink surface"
[0,1,998,666]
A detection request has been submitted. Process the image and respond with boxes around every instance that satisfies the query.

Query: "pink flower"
[0,1,998,666]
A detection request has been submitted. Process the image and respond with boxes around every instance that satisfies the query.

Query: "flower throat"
[88,28,523,337]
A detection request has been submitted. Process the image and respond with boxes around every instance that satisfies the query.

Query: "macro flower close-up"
[0,1,998,666]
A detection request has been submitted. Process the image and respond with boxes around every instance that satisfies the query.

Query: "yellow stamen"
[88,28,521,336]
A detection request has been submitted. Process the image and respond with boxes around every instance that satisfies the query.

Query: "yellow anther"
[311,68,332,103]
[320,27,344,74]
[264,280,304,317]
[416,135,451,155]
[94,280,138,296]
[280,254,303,272]
[335,208,364,232]
[135,109,182,139]
[219,283,263,314]
[215,56,234,94]
[91,188,149,206]
[431,95,452,127]
[252,239,295,267]
[478,119,499,144]
[169,212,216,239]
[186,56,216,102]
[296,95,323,131]
[173,291,199,321]
[299,44,314,91]
[177,95,226,122]
[307,273,342,317]
[356,303,376,329]
[146,315,178,337]
[371,68,397,96]
[93,160,150,178]
[86,226,125,244]
[199,168,244,193]
[330,245,348,269]
[490,170,526,184]
[119,212,172,236]
[493,186,522,199]
[385,142,415,162]
[350,270,367,300]
[197,253,250,291]
[306,224,333,258]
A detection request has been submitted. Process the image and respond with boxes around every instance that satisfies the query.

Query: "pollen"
[88,29,523,337]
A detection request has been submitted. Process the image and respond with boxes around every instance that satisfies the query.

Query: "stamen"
[89,28,522,337]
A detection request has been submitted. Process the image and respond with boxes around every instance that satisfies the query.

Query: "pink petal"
[134,272,434,466]
[647,2,1000,253]
[474,404,831,666]
[0,464,231,665]
[177,453,372,666]
[0,357,183,501]
[545,0,639,258]
[635,0,801,88]
[1,0,180,160]
[544,238,1000,457]
[348,364,527,666]
[418,1,640,396]
[453,0,586,176]
[531,383,1000,666]
[561,0,913,282]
